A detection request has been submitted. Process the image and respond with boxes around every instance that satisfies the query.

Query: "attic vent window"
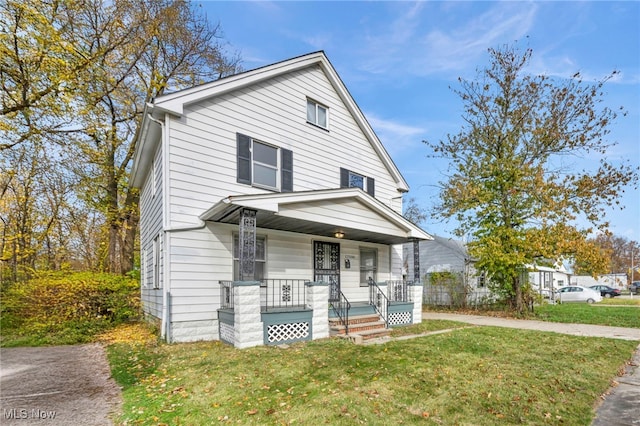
[307,99,328,129]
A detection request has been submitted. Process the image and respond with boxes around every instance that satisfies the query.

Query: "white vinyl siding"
[139,143,164,319]
[165,65,401,228]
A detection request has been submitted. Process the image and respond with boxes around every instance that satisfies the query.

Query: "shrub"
[0,271,140,346]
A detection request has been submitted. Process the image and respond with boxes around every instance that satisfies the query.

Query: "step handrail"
[368,278,389,328]
[329,289,351,335]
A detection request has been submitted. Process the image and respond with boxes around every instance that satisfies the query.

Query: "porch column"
[233,281,263,348]
[306,281,330,340]
[239,208,257,281]
[412,239,421,283]
[410,282,423,324]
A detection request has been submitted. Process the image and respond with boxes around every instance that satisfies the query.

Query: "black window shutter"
[237,133,251,184]
[366,177,375,197]
[281,148,293,192]
[340,167,349,188]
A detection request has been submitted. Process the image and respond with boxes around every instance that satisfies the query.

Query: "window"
[360,247,377,286]
[340,167,375,197]
[141,249,148,288]
[237,133,293,192]
[477,271,486,288]
[253,141,278,188]
[307,99,328,128]
[349,171,364,189]
[233,234,266,281]
[152,235,161,289]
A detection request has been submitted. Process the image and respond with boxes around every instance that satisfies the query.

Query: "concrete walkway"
[422,312,640,340]
[422,312,640,426]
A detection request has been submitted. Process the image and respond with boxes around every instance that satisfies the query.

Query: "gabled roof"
[200,188,432,245]
[131,51,409,191]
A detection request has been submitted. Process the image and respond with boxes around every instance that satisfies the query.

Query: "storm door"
[313,241,340,302]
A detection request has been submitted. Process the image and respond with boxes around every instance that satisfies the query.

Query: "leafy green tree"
[574,233,639,281]
[427,44,639,313]
[1,0,241,275]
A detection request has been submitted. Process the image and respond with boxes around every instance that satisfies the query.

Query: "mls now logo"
[3,408,57,420]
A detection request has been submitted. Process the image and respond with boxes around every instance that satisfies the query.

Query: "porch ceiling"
[200,188,433,245]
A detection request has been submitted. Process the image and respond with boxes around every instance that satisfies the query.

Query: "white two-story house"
[130,51,432,347]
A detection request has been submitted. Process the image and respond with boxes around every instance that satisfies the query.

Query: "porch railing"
[260,279,308,311]
[219,280,234,309]
[369,279,389,328]
[329,289,351,335]
[387,280,413,302]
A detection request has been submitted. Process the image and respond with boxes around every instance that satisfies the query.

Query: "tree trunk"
[513,275,524,314]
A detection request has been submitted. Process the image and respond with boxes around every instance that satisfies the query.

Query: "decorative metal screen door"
[313,241,340,302]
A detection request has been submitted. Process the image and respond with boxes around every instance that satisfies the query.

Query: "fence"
[219,280,234,309]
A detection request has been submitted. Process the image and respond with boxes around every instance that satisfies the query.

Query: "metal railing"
[368,279,389,328]
[329,289,351,335]
[219,280,234,309]
[260,279,308,311]
[387,280,413,302]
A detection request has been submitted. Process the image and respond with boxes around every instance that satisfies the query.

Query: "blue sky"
[200,1,640,241]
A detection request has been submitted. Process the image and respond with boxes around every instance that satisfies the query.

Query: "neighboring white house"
[571,273,627,289]
[403,236,491,306]
[528,264,571,300]
[130,51,432,347]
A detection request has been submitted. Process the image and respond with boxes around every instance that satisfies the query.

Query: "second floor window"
[340,167,375,197]
[237,133,293,192]
[307,99,328,129]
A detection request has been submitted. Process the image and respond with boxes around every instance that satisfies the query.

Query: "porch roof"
[199,188,433,245]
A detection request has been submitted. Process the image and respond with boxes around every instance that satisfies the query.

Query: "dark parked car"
[630,281,640,295]
[589,285,621,298]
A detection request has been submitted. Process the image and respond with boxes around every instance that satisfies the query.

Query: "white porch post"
[411,282,423,324]
[233,281,263,348]
[306,281,329,340]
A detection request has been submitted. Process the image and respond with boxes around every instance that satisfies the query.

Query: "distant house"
[528,264,571,298]
[571,273,627,290]
[130,51,432,347]
[404,236,490,306]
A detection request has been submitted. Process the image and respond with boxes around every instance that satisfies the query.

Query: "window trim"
[306,98,329,129]
[152,235,161,289]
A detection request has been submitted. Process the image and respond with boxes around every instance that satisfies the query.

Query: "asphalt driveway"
[0,344,121,425]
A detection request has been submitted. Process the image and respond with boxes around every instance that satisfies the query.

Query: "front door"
[313,241,340,302]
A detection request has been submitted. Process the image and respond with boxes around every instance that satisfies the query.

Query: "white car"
[554,285,603,304]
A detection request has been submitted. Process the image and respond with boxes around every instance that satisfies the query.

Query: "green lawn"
[534,303,640,328]
[108,325,637,425]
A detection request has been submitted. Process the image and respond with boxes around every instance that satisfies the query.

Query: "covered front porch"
[200,188,432,348]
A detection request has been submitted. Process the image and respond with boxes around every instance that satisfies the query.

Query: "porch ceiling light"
[334,231,345,239]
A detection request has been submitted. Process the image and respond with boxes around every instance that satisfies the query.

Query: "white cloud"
[358,2,538,77]
[366,113,426,156]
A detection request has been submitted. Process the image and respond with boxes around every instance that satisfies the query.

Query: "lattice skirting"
[267,321,310,344]
[219,322,235,344]
[389,311,412,326]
